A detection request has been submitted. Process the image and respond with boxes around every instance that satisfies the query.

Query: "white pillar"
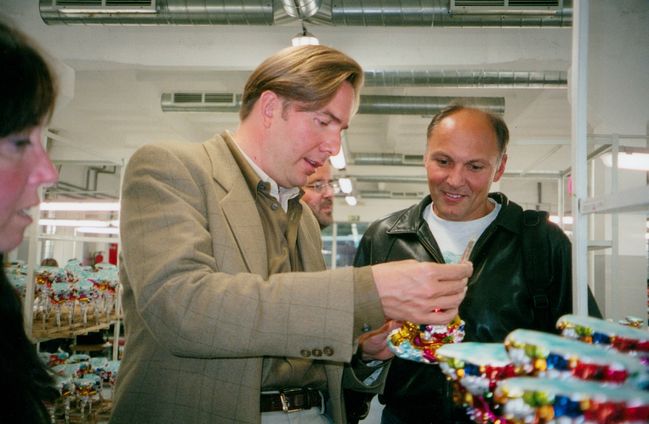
[587,0,649,321]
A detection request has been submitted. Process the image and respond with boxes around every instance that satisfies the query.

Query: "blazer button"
[300,349,311,358]
[323,346,334,357]
[312,349,323,357]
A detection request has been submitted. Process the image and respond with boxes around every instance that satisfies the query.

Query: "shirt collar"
[228,131,301,211]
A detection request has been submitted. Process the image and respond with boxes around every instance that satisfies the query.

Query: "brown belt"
[260,388,322,413]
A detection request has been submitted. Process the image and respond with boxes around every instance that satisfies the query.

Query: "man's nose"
[321,132,342,157]
[446,165,465,187]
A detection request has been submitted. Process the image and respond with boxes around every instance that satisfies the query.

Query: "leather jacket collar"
[385,192,523,237]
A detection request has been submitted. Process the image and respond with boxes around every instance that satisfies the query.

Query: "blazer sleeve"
[119,143,384,362]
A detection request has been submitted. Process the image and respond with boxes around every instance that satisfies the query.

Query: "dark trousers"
[380,404,472,424]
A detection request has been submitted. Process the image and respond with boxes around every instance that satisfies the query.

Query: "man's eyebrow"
[318,110,347,129]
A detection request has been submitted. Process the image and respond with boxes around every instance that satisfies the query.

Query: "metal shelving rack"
[569,1,649,317]
[22,210,122,361]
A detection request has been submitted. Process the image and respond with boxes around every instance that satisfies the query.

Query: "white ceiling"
[3,0,647,210]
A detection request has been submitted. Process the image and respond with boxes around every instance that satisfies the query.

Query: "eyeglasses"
[304,180,340,194]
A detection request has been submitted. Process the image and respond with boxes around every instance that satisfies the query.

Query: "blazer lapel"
[298,215,326,271]
[204,134,268,279]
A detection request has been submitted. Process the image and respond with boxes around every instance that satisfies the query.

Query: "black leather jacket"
[353,193,596,423]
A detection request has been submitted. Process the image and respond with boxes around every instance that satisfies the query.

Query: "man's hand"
[358,320,402,361]
[371,260,472,325]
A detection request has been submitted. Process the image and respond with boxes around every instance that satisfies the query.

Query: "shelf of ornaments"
[21,258,125,423]
[4,258,123,345]
[32,308,123,343]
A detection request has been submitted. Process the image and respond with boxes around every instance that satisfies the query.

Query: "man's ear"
[493,153,507,182]
[259,90,279,122]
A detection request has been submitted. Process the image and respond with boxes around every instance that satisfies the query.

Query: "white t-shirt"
[422,199,501,264]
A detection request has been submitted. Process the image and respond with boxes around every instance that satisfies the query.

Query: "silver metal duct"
[359,190,426,199]
[347,171,561,180]
[364,70,567,88]
[40,0,276,25]
[324,0,571,27]
[160,92,505,115]
[352,153,423,166]
[357,95,504,115]
[40,0,572,27]
[281,0,321,19]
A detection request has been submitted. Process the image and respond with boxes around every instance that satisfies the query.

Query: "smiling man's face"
[424,108,507,221]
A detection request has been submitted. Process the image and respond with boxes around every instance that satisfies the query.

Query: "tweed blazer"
[109,133,385,423]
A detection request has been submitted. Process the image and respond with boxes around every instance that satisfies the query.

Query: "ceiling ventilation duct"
[161,92,505,115]
[357,95,504,115]
[40,0,572,27]
[281,0,321,19]
[352,153,423,166]
[360,190,427,199]
[40,0,276,25]
[364,70,567,88]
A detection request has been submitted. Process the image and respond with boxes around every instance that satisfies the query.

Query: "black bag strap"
[521,209,554,332]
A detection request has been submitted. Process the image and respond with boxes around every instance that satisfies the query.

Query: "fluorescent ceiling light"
[338,178,353,194]
[39,219,119,227]
[41,202,120,211]
[330,149,346,170]
[345,196,357,206]
[549,215,573,225]
[600,152,649,171]
[76,227,120,235]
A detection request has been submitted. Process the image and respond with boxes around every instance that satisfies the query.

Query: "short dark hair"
[239,44,363,121]
[0,19,57,137]
[426,105,509,155]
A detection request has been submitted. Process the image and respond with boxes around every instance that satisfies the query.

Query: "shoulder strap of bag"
[521,209,554,332]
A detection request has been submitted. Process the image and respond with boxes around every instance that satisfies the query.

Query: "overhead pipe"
[357,95,504,115]
[359,190,425,199]
[40,0,572,27]
[281,0,321,19]
[364,70,567,89]
[346,170,561,179]
[40,0,277,25]
[160,92,505,115]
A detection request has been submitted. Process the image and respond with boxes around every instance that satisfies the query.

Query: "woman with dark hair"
[0,18,60,423]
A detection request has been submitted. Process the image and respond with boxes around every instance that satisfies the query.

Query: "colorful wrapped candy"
[505,329,647,388]
[437,342,521,423]
[495,376,649,424]
[557,314,649,366]
[387,316,465,363]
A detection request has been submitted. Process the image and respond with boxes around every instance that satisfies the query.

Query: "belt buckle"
[279,388,303,413]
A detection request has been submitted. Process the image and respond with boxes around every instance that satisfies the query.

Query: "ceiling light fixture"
[76,227,120,235]
[40,201,121,212]
[39,219,115,228]
[291,22,319,47]
[345,196,357,206]
[338,178,353,194]
[330,149,346,170]
[549,215,574,225]
[600,151,649,171]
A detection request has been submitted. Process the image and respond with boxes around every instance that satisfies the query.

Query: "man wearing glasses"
[302,161,338,230]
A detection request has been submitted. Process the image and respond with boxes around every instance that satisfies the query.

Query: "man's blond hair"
[239,44,364,121]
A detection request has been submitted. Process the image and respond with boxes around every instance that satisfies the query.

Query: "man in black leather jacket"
[348,105,601,424]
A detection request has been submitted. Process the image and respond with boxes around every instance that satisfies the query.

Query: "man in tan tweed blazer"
[110,45,472,424]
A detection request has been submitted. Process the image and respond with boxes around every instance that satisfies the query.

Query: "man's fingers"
[426,261,473,280]
[415,308,459,326]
